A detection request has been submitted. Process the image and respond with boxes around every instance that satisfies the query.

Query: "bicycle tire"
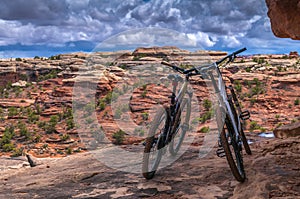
[220,115,246,182]
[169,98,191,155]
[142,108,167,179]
[228,97,252,155]
[240,128,252,155]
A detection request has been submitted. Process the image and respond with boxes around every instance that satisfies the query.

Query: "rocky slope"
[0,47,299,158]
[0,134,299,198]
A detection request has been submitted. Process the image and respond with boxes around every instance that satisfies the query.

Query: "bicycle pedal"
[240,110,250,120]
[216,147,226,158]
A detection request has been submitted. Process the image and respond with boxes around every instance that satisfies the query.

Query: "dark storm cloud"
[0,0,288,56]
[0,0,69,25]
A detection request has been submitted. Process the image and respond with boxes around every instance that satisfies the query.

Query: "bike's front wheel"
[142,108,167,179]
[220,115,246,182]
[169,98,191,156]
[228,96,252,155]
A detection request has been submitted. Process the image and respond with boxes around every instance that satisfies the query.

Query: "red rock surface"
[0,47,299,198]
[266,0,300,40]
[0,47,299,159]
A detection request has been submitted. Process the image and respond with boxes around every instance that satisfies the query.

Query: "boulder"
[266,0,300,40]
[12,80,27,87]
[273,122,300,138]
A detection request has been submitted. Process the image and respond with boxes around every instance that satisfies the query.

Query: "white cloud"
[187,32,216,47]
[0,0,296,56]
[222,36,241,48]
[97,27,197,51]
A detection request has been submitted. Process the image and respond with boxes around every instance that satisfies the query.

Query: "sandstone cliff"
[266,0,300,40]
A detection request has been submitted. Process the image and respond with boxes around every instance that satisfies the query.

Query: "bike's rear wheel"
[142,108,167,179]
[220,115,246,182]
[169,98,191,156]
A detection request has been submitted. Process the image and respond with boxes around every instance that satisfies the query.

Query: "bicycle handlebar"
[216,47,246,65]
[161,47,247,76]
[161,61,185,73]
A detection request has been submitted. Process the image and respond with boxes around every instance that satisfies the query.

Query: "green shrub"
[66,118,75,130]
[200,126,210,133]
[8,107,18,117]
[37,121,46,128]
[253,57,265,64]
[234,80,242,93]
[50,115,59,124]
[11,147,23,157]
[104,92,112,103]
[2,143,15,152]
[0,126,15,146]
[28,112,39,123]
[34,135,41,143]
[259,127,266,133]
[276,122,283,128]
[141,112,149,120]
[141,90,147,98]
[99,100,106,111]
[200,109,214,123]
[203,99,212,111]
[112,130,126,144]
[19,123,31,140]
[294,98,300,106]
[60,134,70,141]
[66,148,72,155]
[63,108,73,119]
[43,115,59,133]
[249,121,260,132]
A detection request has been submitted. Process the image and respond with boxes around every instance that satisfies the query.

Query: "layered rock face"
[266,0,300,40]
[0,47,299,158]
[274,121,300,138]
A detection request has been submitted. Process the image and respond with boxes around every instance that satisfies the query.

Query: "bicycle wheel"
[227,96,251,155]
[240,128,252,155]
[142,108,167,179]
[169,98,191,156]
[220,115,246,182]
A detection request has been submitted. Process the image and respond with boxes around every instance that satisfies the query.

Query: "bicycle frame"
[205,64,241,143]
[163,75,191,145]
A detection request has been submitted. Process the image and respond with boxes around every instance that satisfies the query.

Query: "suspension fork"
[227,85,242,114]
[208,72,240,143]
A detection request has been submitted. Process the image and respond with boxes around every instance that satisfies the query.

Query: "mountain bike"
[143,47,251,182]
[142,64,192,179]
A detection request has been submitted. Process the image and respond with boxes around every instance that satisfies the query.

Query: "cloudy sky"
[0,0,299,58]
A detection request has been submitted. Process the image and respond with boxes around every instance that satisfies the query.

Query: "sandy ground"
[0,133,299,199]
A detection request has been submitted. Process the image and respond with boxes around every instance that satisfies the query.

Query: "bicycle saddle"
[167,74,183,82]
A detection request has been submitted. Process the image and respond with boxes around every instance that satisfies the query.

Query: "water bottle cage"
[239,110,250,120]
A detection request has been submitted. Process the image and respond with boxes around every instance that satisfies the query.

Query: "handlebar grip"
[233,47,247,55]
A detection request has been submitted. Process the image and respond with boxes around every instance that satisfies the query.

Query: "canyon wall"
[266,0,300,40]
